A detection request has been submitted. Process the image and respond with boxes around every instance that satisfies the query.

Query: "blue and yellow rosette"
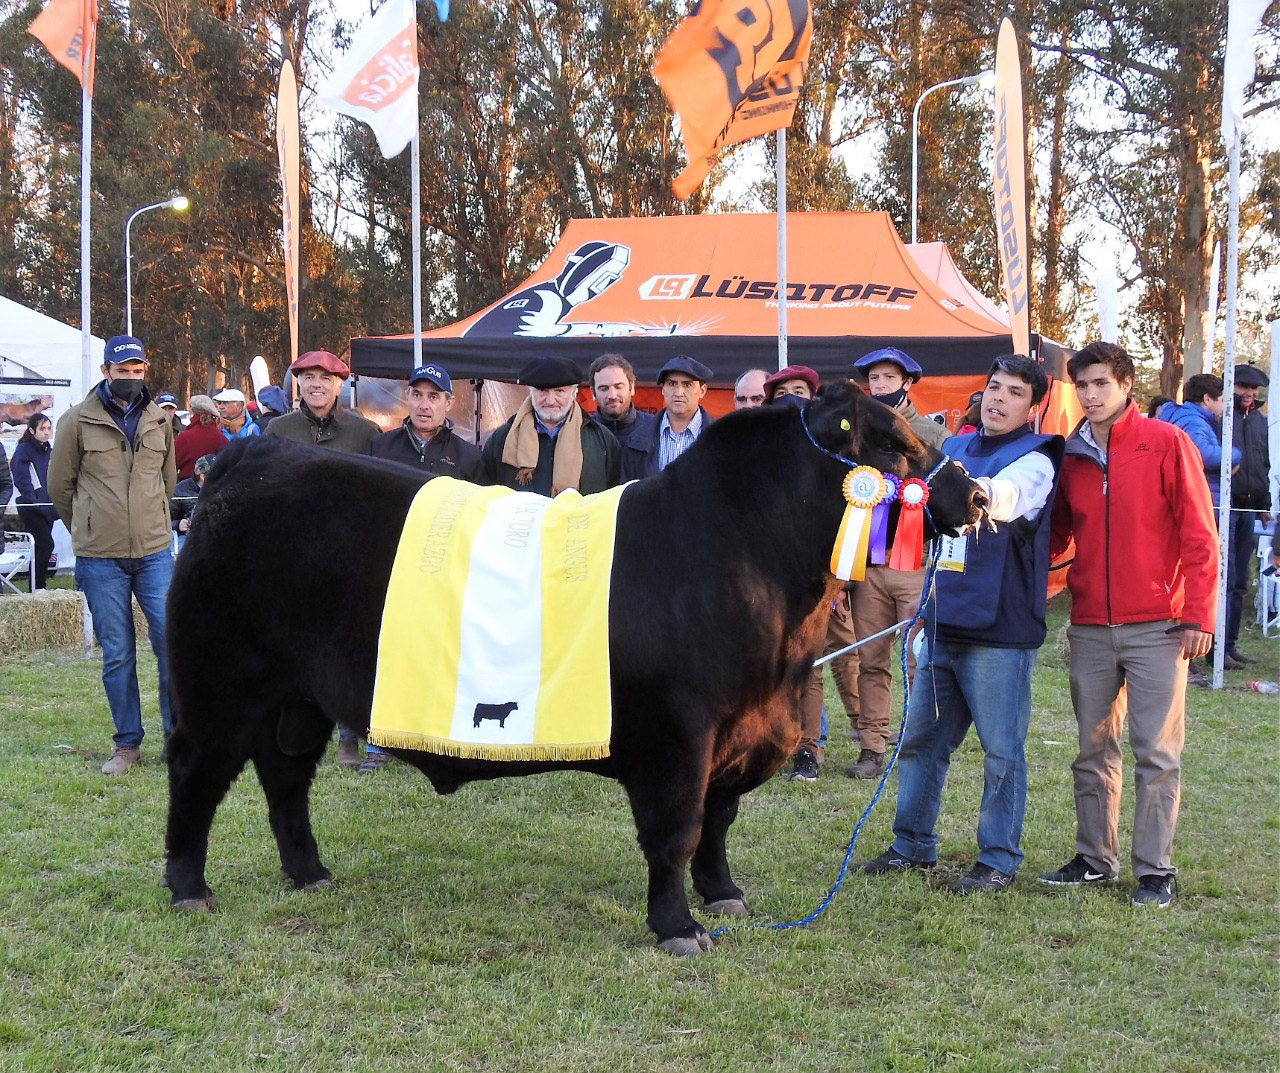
[830,465,889,581]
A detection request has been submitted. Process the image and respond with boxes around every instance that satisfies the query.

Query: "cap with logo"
[212,388,246,403]
[156,392,178,408]
[409,363,453,393]
[288,350,351,380]
[104,335,148,365]
[852,346,923,382]
[657,355,713,385]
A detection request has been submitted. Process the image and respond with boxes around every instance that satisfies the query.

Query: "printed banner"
[992,17,1031,359]
[654,0,812,200]
[27,0,96,96]
[316,0,420,159]
[277,59,301,366]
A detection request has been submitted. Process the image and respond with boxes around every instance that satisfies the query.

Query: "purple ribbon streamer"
[869,474,900,565]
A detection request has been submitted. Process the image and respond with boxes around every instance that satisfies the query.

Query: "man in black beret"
[1224,363,1272,665]
[622,355,714,480]
[481,356,621,495]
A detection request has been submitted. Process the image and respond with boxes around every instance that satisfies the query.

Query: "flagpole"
[410,130,423,369]
[1212,143,1240,690]
[1205,240,1221,373]
[776,130,787,371]
[79,45,94,660]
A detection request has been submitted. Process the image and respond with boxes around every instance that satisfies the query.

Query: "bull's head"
[805,380,986,536]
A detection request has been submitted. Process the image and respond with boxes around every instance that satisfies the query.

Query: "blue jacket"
[10,438,58,524]
[1157,400,1239,507]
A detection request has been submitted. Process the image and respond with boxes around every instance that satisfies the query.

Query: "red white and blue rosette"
[888,477,930,571]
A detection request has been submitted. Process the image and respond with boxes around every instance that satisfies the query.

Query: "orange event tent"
[349,212,1079,430]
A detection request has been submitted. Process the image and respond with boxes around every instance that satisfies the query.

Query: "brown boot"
[336,738,363,768]
[846,749,884,780]
[101,746,141,775]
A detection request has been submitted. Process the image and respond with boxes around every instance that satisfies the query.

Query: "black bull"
[163,381,985,954]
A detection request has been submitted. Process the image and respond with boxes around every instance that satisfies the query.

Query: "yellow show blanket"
[369,477,627,760]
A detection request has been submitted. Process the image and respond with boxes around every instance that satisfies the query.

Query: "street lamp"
[910,70,996,245]
[124,195,189,335]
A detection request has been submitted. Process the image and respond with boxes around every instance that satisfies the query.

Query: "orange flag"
[654,0,812,200]
[28,0,97,96]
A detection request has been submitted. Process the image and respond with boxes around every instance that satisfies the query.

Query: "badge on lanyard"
[936,533,968,572]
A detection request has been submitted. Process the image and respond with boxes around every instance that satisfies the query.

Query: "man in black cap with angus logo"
[481,356,620,495]
[367,362,482,481]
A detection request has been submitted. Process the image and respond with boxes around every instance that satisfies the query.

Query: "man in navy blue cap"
[624,355,714,479]
[481,356,620,495]
[48,335,177,775]
[368,364,483,482]
[155,392,183,436]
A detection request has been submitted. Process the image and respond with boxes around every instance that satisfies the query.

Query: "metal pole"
[911,73,988,246]
[776,129,787,371]
[124,198,187,338]
[79,71,93,658]
[411,131,423,369]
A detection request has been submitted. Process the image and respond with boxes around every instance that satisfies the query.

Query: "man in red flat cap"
[265,349,380,768]
[265,350,380,456]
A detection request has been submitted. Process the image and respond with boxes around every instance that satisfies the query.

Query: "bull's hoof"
[280,869,334,891]
[171,895,215,913]
[303,877,335,892]
[703,897,750,918]
[657,933,714,956]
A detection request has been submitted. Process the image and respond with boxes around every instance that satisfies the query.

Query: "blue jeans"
[891,637,1036,875]
[76,551,173,749]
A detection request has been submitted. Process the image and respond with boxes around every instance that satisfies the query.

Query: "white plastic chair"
[1257,533,1279,638]
[0,531,35,595]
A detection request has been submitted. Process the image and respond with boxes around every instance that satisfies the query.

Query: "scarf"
[500,396,584,496]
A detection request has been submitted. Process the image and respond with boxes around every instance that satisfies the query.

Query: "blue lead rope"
[708,552,941,941]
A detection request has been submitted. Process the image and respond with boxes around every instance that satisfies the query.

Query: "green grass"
[0,605,1276,1072]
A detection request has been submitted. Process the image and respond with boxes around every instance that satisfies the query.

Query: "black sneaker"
[1038,854,1118,886]
[857,847,932,874]
[790,748,819,782]
[950,863,1015,894]
[1131,873,1176,908]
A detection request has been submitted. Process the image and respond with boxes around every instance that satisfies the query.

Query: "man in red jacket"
[1041,342,1217,909]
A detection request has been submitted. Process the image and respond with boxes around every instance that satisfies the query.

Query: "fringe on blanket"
[367,730,611,762]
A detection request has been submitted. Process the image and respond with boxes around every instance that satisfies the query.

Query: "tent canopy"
[351,212,1025,386]
[0,295,102,397]
[907,242,1009,327]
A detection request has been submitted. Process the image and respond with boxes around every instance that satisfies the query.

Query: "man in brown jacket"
[265,348,379,766]
[49,335,177,775]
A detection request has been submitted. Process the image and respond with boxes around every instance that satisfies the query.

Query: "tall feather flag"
[317,0,421,159]
[654,0,812,200]
[276,59,301,367]
[27,0,97,96]
[1221,0,1270,152]
[992,17,1032,359]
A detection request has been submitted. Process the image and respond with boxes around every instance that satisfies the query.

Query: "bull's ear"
[806,380,861,456]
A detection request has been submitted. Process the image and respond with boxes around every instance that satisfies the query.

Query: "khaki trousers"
[850,565,925,754]
[800,601,861,759]
[1067,621,1186,878]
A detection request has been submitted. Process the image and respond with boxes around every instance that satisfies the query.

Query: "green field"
[0,605,1276,1073]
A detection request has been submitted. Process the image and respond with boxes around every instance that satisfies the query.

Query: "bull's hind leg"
[253,702,333,890]
[624,761,713,956]
[691,789,749,918]
[164,727,250,909]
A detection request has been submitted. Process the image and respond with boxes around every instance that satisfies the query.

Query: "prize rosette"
[869,473,901,566]
[888,477,930,571]
[830,465,889,581]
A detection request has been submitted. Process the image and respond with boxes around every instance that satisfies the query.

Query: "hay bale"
[0,590,155,659]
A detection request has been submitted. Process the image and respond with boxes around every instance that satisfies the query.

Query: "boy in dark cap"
[481,356,620,495]
[1224,363,1271,666]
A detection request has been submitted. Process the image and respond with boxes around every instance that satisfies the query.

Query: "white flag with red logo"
[317,0,419,159]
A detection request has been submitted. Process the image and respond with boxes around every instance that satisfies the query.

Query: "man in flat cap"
[367,362,483,481]
[1224,363,1272,666]
[265,350,380,456]
[48,335,177,775]
[482,356,620,495]
[266,348,380,768]
[624,356,714,479]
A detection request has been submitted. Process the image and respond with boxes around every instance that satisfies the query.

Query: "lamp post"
[910,71,995,245]
[124,195,189,335]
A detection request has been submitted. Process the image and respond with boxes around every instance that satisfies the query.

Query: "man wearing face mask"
[49,335,177,776]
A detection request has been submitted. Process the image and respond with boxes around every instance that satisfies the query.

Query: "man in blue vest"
[857,355,1063,893]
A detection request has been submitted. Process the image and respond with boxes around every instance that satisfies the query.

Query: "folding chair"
[0,531,35,595]
[1257,532,1279,639]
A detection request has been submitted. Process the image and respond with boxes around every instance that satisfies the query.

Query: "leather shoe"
[101,746,140,775]
[1226,647,1258,666]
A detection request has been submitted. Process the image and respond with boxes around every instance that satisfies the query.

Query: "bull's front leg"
[623,761,713,956]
